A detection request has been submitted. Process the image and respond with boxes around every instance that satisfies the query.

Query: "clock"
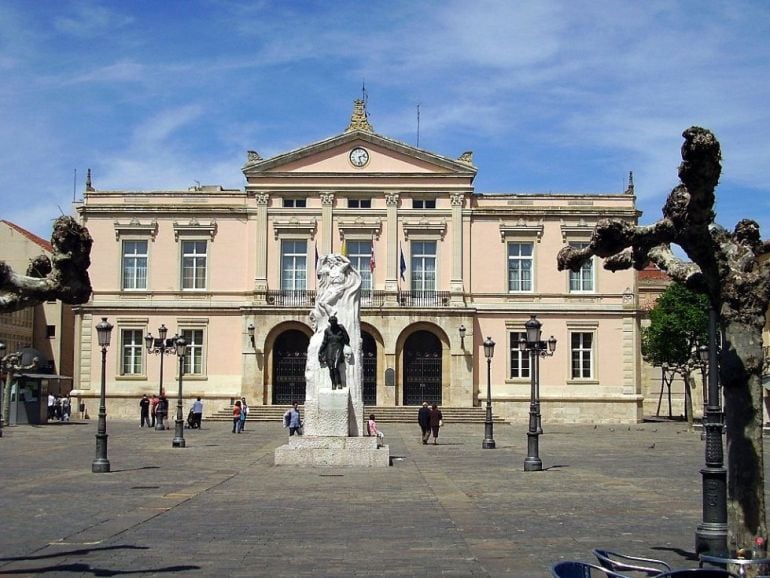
[349,147,369,167]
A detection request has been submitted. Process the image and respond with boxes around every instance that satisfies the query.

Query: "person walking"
[139,394,151,427]
[368,413,384,447]
[239,397,248,431]
[429,403,443,445]
[47,393,55,420]
[283,402,302,436]
[156,395,169,430]
[232,400,242,433]
[150,394,159,428]
[191,397,203,429]
[61,395,71,422]
[418,401,431,444]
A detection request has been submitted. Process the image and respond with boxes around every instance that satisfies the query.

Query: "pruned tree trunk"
[0,216,92,313]
[683,372,695,429]
[557,126,768,556]
[722,318,767,550]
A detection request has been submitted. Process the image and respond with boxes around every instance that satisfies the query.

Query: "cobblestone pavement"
[0,417,764,577]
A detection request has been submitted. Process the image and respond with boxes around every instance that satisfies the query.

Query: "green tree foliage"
[642,282,710,368]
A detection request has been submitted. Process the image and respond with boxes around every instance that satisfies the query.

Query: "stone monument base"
[274,435,390,467]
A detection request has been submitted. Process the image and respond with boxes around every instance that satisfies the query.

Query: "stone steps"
[208,405,506,424]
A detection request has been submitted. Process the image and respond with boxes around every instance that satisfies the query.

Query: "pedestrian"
[47,392,55,420]
[54,395,62,420]
[191,397,203,429]
[150,394,159,427]
[232,400,242,433]
[240,397,248,431]
[139,394,150,427]
[61,395,71,422]
[156,395,168,430]
[283,402,302,436]
[429,403,443,445]
[418,401,431,444]
[367,413,384,447]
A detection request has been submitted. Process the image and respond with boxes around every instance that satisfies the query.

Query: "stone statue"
[318,315,350,389]
[304,252,361,402]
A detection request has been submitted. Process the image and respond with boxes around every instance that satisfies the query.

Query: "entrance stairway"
[207,405,507,424]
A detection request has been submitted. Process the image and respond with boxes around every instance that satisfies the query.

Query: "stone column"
[450,192,465,304]
[320,193,335,255]
[384,193,400,304]
[254,192,269,303]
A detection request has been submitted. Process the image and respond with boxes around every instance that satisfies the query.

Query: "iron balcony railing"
[265,289,316,307]
[398,290,450,307]
[263,289,447,308]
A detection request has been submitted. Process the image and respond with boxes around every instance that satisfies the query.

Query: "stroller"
[186,408,196,429]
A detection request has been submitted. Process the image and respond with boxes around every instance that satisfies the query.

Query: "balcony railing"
[265,290,316,307]
[398,290,450,307]
[263,289,448,308]
[361,290,385,308]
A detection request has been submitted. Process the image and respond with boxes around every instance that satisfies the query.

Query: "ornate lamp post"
[145,324,177,430]
[519,315,556,472]
[92,317,113,473]
[171,337,187,448]
[695,306,728,554]
[0,342,38,436]
[482,336,496,449]
[459,325,467,350]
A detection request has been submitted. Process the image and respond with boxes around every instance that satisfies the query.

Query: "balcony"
[398,290,450,308]
[265,290,316,307]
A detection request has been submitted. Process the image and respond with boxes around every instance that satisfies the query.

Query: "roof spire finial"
[625,171,634,195]
[86,168,94,192]
[346,98,373,133]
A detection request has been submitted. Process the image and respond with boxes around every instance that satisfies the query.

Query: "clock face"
[349,147,369,167]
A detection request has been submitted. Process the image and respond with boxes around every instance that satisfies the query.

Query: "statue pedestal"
[274,389,389,467]
[274,435,389,467]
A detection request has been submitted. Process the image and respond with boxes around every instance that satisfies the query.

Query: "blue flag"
[399,244,406,281]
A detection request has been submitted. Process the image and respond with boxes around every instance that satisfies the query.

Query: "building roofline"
[1,220,52,253]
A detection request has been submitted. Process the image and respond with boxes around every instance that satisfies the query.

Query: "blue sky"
[2,1,770,243]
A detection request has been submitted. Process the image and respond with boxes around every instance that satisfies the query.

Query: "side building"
[74,101,641,423]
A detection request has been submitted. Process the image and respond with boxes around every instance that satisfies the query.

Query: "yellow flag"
[341,239,347,256]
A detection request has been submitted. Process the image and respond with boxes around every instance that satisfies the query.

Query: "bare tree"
[0,216,92,313]
[558,127,768,552]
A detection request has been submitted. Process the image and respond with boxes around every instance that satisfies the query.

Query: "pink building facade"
[73,102,642,423]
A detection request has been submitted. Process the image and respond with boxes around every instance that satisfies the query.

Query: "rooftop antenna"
[416,103,421,148]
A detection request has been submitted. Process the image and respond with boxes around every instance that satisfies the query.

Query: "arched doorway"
[362,332,377,405]
[403,330,442,406]
[272,330,309,404]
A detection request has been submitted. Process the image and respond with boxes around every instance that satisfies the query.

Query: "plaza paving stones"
[1,418,767,577]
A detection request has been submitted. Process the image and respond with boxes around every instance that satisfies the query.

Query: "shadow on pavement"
[0,563,200,575]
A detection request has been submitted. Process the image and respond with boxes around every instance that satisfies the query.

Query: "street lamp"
[145,324,177,430]
[247,323,255,347]
[92,317,113,473]
[171,337,187,448]
[695,306,727,554]
[519,315,556,471]
[459,325,467,349]
[482,336,496,449]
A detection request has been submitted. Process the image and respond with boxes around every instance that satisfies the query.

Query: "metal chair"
[593,548,672,576]
[551,560,632,577]
[655,570,739,577]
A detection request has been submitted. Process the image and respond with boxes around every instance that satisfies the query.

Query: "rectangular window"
[348,199,372,208]
[122,240,148,290]
[410,241,436,292]
[509,331,530,379]
[181,240,207,290]
[283,198,307,208]
[569,242,594,292]
[413,199,436,209]
[281,239,307,291]
[507,242,533,292]
[571,332,593,379]
[181,329,204,375]
[46,325,56,338]
[121,329,144,376]
[347,240,373,297]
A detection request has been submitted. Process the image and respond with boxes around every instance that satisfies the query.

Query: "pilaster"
[320,193,335,255]
[384,193,400,303]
